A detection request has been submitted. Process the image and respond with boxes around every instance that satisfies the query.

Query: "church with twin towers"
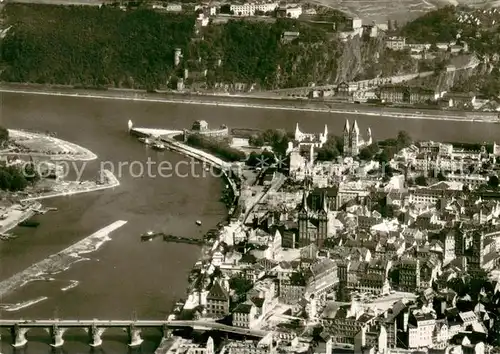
[343,119,372,156]
[293,119,372,157]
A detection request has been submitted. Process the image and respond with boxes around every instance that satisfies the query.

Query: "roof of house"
[251,297,265,308]
[233,303,253,314]
[207,281,230,301]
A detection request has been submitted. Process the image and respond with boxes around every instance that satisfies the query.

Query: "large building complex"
[229,2,278,16]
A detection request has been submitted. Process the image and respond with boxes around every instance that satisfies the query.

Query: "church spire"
[324,124,328,137]
[319,191,328,215]
[300,189,308,213]
[343,119,350,133]
[352,120,359,134]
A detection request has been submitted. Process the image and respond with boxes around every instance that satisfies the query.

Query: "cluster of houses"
[148,1,306,19]
[165,122,500,354]
[385,37,469,56]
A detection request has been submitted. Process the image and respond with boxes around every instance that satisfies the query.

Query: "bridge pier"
[11,325,29,348]
[87,325,105,347]
[49,325,67,347]
[127,324,143,347]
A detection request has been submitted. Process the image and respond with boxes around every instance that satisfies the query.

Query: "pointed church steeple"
[366,127,372,145]
[352,120,359,134]
[300,189,309,213]
[317,191,328,247]
[343,119,351,156]
[294,123,301,141]
[321,191,328,213]
[324,124,328,137]
[343,119,350,133]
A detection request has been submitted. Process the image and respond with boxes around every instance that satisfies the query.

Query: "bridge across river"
[0,319,266,348]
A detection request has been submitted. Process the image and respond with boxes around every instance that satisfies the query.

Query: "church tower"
[455,224,465,258]
[343,119,350,156]
[351,120,360,156]
[317,192,328,248]
[366,127,372,146]
[470,231,484,273]
[294,123,301,142]
[298,190,309,245]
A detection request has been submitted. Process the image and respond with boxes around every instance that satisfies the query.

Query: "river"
[0,91,500,353]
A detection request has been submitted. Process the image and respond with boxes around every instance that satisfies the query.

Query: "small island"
[0,126,119,236]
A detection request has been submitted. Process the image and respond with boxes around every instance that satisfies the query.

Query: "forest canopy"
[0,4,339,89]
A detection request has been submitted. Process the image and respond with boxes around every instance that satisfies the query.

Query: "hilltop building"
[343,119,372,156]
[230,2,278,16]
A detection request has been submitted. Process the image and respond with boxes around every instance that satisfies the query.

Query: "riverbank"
[2,84,499,124]
[0,202,41,235]
[0,220,127,303]
[6,129,98,161]
[131,127,239,201]
[0,130,110,235]
[20,169,120,202]
[0,170,119,234]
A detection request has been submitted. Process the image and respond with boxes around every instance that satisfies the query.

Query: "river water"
[0,92,500,353]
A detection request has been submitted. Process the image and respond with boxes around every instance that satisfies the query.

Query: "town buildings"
[172,128,500,354]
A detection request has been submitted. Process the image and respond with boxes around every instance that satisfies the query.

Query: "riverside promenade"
[130,126,239,197]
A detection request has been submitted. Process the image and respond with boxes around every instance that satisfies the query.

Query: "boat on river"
[18,220,40,228]
[152,142,166,151]
[141,231,158,241]
[196,220,202,226]
[138,137,152,145]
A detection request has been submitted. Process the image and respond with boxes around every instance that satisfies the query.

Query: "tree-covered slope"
[1,5,195,88]
[0,4,342,89]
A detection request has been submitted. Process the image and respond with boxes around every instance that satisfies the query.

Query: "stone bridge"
[0,319,266,348]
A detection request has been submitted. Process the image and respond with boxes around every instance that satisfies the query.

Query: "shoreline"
[131,127,239,203]
[2,85,499,124]
[20,169,120,202]
[0,220,127,301]
[7,129,98,162]
[0,202,41,235]
[0,130,115,234]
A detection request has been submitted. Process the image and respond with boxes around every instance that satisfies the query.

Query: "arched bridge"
[0,319,266,348]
